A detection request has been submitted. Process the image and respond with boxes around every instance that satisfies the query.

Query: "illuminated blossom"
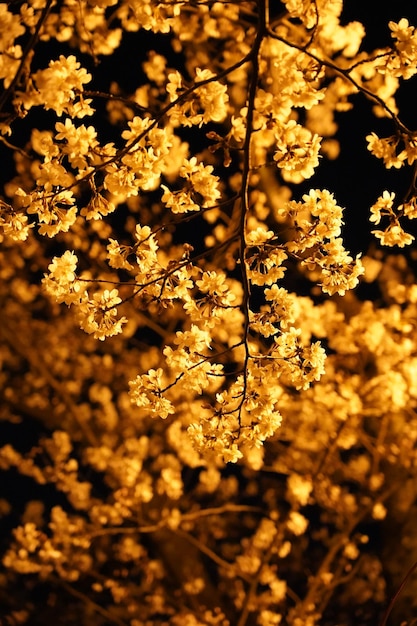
[2,3,417,624]
[273,120,321,182]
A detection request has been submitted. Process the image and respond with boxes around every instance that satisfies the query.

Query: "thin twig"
[379,559,417,626]
[53,577,128,626]
[0,0,54,114]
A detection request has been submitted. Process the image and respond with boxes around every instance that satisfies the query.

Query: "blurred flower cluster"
[1,0,417,624]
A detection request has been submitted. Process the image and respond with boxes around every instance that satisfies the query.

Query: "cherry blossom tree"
[1,1,417,624]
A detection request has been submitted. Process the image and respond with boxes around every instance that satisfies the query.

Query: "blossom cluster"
[1,1,417,625]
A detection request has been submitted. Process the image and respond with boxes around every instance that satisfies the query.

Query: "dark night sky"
[3,2,416,258]
[337,1,417,253]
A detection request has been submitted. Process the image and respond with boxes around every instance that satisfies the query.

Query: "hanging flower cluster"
[1,1,417,625]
